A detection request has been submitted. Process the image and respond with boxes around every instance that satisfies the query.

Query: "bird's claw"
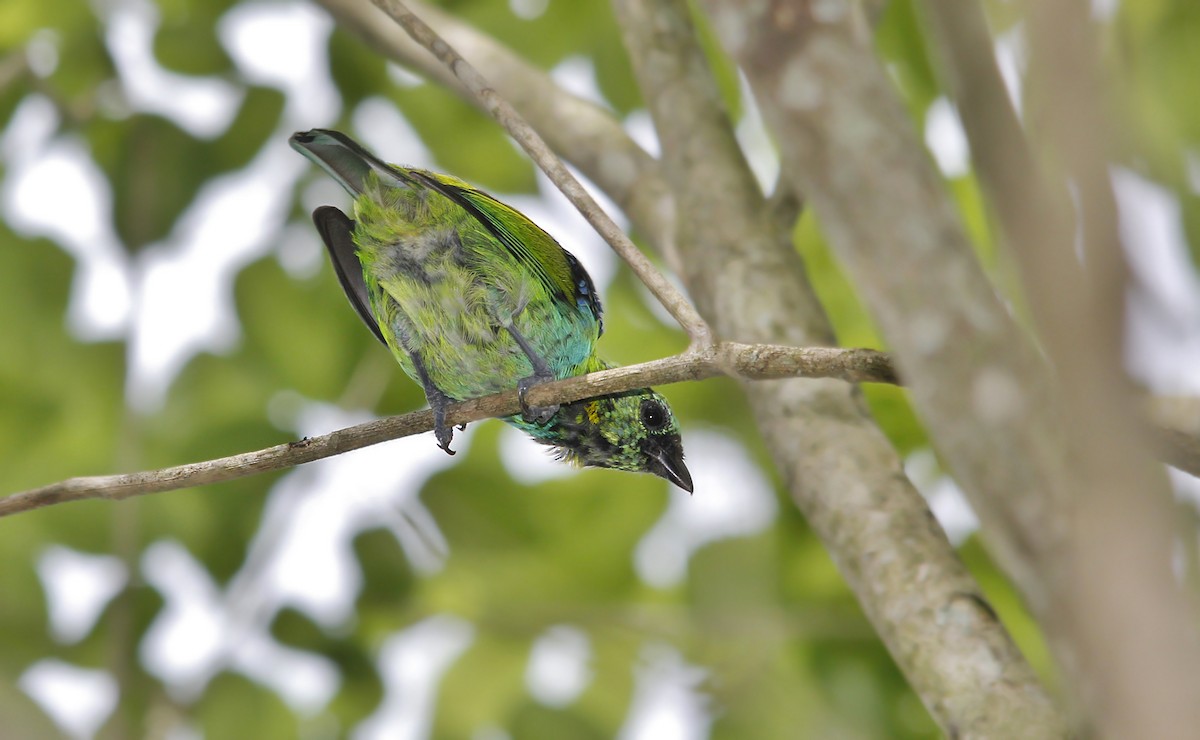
[429,392,456,455]
[518,374,559,425]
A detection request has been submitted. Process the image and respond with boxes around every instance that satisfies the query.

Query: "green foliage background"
[1,0,1197,737]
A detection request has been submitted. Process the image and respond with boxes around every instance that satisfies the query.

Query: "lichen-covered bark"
[703,0,1200,736]
[611,0,1064,736]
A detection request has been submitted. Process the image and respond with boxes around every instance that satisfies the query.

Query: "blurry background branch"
[923,0,1200,732]
[609,0,1061,735]
[706,0,1200,735]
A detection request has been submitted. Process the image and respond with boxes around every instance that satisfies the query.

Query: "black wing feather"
[312,206,386,346]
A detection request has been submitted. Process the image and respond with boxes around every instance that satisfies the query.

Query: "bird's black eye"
[640,399,668,432]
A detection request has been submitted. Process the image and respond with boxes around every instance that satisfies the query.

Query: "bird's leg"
[406,348,457,455]
[505,324,559,425]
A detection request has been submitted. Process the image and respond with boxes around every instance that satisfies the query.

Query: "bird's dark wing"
[406,170,604,336]
[312,206,387,346]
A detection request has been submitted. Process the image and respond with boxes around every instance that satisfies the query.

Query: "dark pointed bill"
[652,449,694,493]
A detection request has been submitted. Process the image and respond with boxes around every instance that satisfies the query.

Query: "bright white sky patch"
[1115,167,1200,395]
[106,0,242,138]
[126,136,305,411]
[550,56,610,110]
[994,25,1027,118]
[26,29,60,77]
[1,101,132,339]
[138,538,342,712]
[1169,467,1200,510]
[353,97,438,171]
[498,423,580,485]
[510,0,550,21]
[0,94,57,160]
[525,625,593,707]
[231,637,341,714]
[134,401,462,709]
[386,62,425,89]
[249,401,463,623]
[275,221,327,280]
[905,449,979,545]
[1091,0,1120,21]
[1186,151,1200,195]
[6,138,111,258]
[115,0,340,409]
[925,97,970,178]
[617,643,711,740]
[218,1,340,125]
[7,0,343,406]
[20,660,118,740]
[624,110,662,158]
[36,546,128,644]
[635,430,776,588]
[735,72,779,193]
[353,615,475,740]
[139,540,226,699]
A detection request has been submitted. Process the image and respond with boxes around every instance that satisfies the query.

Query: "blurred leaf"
[1182,191,1200,267]
[48,29,114,113]
[876,0,941,120]
[153,19,234,76]
[387,83,537,192]
[1114,0,1200,181]
[353,528,417,614]
[688,0,745,120]
[198,672,299,740]
[328,26,390,111]
[509,702,609,740]
[272,605,383,728]
[234,254,370,401]
[91,114,211,251]
[792,210,880,349]
[435,634,528,735]
[0,231,125,493]
[210,85,285,171]
[959,538,1057,690]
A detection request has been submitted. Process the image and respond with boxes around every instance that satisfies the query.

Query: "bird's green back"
[291,128,691,490]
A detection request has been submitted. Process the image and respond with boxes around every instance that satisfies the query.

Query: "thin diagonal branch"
[0,343,894,518]
[368,0,712,345]
[315,0,678,262]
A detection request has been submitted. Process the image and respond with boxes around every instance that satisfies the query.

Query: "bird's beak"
[652,449,694,494]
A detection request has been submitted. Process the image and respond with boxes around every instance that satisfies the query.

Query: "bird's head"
[518,390,692,492]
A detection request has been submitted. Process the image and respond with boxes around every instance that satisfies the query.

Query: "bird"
[290,129,692,492]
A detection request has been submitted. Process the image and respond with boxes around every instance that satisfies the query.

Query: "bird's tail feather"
[289,129,406,195]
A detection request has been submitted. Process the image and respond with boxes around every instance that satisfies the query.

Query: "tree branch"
[922,1,1200,733]
[707,0,1200,734]
[612,0,1062,735]
[0,343,893,518]
[366,0,711,344]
